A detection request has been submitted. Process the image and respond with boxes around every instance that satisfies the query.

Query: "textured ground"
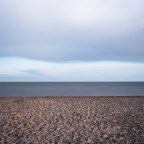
[0,97,144,144]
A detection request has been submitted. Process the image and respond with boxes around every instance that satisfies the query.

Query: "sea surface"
[0,82,144,97]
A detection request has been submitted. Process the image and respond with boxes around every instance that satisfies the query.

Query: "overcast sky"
[0,0,144,81]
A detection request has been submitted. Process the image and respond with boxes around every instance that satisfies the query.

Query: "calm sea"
[0,82,144,97]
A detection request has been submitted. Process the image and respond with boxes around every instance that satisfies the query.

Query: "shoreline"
[1,95,144,98]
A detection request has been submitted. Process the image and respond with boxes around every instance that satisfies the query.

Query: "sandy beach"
[0,96,144,143]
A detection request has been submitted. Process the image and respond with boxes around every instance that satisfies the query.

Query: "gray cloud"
[0,0,144,63]
[1,30,144,63]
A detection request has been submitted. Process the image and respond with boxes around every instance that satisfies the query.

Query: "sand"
[0,96,144,144]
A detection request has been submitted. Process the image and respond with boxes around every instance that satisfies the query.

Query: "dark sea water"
[0,82,144,97]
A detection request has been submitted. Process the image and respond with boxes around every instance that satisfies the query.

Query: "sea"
[0,82,144,97]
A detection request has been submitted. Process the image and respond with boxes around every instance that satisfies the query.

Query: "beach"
[0,96,144,143]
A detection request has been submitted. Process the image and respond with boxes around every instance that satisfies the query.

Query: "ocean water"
[0,82,144,97]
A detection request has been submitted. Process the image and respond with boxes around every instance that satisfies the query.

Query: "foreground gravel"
[0,96,144,144]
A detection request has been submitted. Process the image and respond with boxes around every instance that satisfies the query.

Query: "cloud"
[0,0,144,62]
[1,0,143,27]
[0,57,144,81]
[0,70,28,76]
[1,31,144,62]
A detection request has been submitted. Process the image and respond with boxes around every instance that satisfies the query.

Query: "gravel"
[0,96,144,144]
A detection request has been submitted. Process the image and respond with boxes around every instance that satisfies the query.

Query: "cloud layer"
[0,57,144,81]
[0,0,144,62]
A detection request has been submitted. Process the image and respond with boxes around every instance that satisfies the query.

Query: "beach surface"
[0,97,144,144]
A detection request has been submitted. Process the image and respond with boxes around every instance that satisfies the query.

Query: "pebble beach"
[0,96,144,144]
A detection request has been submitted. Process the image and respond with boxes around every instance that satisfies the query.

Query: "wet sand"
[0,96,144,144]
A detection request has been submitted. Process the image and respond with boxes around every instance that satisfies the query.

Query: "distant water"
[0,82,144,97]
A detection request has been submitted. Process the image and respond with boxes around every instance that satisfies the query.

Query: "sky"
[0,0,144,81]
